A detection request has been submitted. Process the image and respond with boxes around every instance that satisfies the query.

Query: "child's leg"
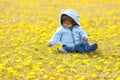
[62,45,75,52]
[79,41,89,49]
[75,44,84,53]
[80,41,98,52]
[85,43,98,52]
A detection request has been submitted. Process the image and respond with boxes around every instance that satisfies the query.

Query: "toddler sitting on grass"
[46,9,98,53]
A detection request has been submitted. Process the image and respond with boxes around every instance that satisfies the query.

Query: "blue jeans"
[62,41,89,53]
[62,45,75,52]
[62,41,98,53]
[75,41,89,53]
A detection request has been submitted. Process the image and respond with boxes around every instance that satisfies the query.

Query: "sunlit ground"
[0,0,120,80]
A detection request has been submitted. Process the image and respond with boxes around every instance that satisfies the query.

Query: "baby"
[46,9,98,53]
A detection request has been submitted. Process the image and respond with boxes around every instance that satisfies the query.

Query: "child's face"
[63,21,73,28]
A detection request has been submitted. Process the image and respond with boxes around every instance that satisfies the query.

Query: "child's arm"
[79,27,88,41]
[47,28,62,47]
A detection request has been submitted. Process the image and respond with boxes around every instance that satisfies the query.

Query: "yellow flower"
[22,60,31,66]
[82,59,88,65]
[78,77,83,80]
[103,60,109,65]
[15,65,22,70]
[42,75,48,79]
[16,73,24,79]
[57,68,65,73]
[49,76,55,80]
[49,61,54,65]
[56,65,63,69]
[26,72,37,79]
[70,68,76,72]
[116,76,120,80]
[7,67,16,74]
[94,65,102,71]
[58,78,64,80]
[92,73,97,78]
[32,66,40,72]
[105,69,111,75]
[0,64,4,70]
[26,75,36,80]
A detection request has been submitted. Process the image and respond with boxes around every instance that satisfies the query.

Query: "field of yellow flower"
[0,0,120,80]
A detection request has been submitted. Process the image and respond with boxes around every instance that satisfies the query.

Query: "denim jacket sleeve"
[49,28,62,46]
[79,27,88,38]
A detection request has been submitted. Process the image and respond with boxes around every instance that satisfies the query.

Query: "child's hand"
[82,36,88,41]
[46,42,52,47]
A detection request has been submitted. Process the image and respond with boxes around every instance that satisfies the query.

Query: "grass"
[0,0,120,80]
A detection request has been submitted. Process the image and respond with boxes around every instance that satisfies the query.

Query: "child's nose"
[64,24,67,26]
